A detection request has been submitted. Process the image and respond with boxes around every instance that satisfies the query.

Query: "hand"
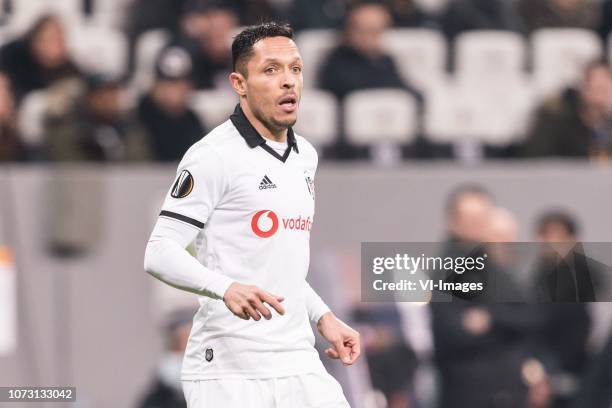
[223,282,285,321]
[317,312,361,365]
[462,307,491,335]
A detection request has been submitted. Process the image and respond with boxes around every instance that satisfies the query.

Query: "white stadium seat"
[294,89,338,147]
[455,30,527,85]
[87,0,132,29]
[132,29,171,92]
[5,0,83,35]
[383,28,447,91]
[190,90,237,129]
[413,0,451,14]
[295,29,340,88]
[68,25,128,78]
[344,88,418,145]
[424,80,536,146]
[532,28,602,98]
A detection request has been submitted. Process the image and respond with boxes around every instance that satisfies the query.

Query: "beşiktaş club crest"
[304,171,315,200]
[171,170,194,198]
[205,347,213,362]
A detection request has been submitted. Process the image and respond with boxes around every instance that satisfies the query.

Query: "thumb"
[334,340,350,364]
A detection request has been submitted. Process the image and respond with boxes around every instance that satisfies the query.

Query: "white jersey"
[158,105,326,380]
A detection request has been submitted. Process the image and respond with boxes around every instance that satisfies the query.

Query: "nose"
[281,70,295,89]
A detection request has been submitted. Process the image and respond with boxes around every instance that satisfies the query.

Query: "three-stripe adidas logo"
[259,175,277,190]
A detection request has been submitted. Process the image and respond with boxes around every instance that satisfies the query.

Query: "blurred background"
[1,0,612,407]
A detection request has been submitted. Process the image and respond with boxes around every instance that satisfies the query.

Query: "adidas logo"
[259,175,277,190]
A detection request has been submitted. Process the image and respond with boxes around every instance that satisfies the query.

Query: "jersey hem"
[180,364,327,381]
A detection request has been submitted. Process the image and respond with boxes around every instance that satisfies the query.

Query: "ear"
[229,72,247,97]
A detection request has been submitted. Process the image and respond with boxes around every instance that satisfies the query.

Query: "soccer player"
[144,22,360,407]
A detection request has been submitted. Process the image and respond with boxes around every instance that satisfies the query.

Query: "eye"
[292,66,302,74]
[265,66,277,74]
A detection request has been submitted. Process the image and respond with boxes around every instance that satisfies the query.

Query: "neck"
[240,99,287,142]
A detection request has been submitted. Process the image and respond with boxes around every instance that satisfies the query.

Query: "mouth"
[278,94,298,113]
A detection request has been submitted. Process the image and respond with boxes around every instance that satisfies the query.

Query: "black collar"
[230,104,299,162]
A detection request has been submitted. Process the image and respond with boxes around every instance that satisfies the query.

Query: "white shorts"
[182,372,350,408]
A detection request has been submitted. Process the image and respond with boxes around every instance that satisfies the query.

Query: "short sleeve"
[159,144,228,229]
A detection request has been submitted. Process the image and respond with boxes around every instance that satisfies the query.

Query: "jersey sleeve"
[304,281,330,323]
[159,144,228,229]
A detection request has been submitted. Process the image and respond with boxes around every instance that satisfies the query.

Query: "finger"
[260,291,285,315]
[229,302,250,320]
[249,297,272,320]
[333,340,351,365]
[325,348,339,359]
[243,303,261,321]
[349,338,361,363]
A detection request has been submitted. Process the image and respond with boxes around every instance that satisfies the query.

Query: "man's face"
[346,5,390,57]
[31,19,68,69]
[242,36,303,133]
[538,222,575,243]
[449,193,495,243]
[580,66,612,113]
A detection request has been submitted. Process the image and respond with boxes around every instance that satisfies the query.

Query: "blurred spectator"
[0,72,25,161]
[532,211,597,302]
[431,187,542,408]
[138,309,194,408]
[445,185,493,244]
[516,0,599,34]
[44,75,149,162]
[530,211,592,408]
[138,47,205,162]
[177,2,238,89]
[524,61,612,159]
[352,305,417,408]
[572,330,612,408]
[0,14,81,104]
[318,2,423,159]
[441,0,521,40]
[289,0,351,31]
[318,2,421,101]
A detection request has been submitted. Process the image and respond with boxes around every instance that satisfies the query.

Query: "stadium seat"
[293,89,338,147]
[86,0,132,29]
[455,30,527,85]
[413,0,451,14]
[5,0,83,35]
[344,88,418,145]
[132,29,171,92]
[295,29,340,88]
[190,90,237,129]
[532,28,602,98]
[68,24,128,78]
[424,81,536,146]
[17,90,49,147]
[382,28,447,91]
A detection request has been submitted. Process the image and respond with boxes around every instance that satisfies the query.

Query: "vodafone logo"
[251,210,313,238]
[251,210,279,238]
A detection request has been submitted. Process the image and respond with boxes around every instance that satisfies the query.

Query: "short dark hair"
[231,22,294,76]
[536,211,579,237]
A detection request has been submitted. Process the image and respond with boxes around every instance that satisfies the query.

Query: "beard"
[252,103,297,134]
